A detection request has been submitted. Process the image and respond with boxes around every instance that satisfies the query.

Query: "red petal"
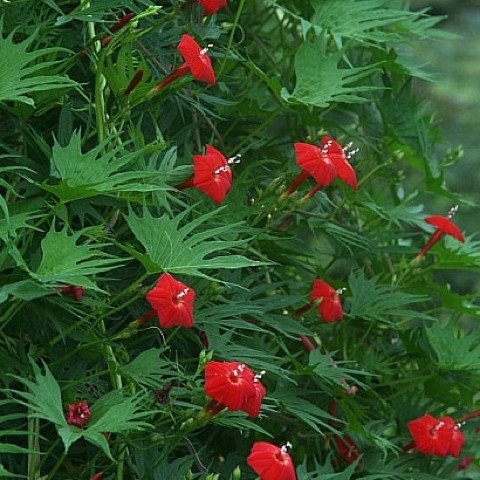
[247,442,296,480]
[407,414,453,456]
[321,137,358,189]
[424,215,465,242]
[204,361,256,411]
[310,279,335,300]
[319,297,343,322]
[294,143,336,187]
[447,425,466,457]
[197,0,227,15]
[146,273,195,328]
[178,34,216,85]
[193,144,232,204]
[242,379,266,418]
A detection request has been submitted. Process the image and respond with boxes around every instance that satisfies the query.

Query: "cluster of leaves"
[0,0,479,479]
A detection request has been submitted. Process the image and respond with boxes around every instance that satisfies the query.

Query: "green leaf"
[312,0,423,44]
[119,348,172,388]
[347,269,431,325]
[281,36,382,107]
[425,323,480,371]
[0,20,75,107]
[40,131,167,202]
[33,222,122,289]
[9,360,66,426]
[124,206,263,279]
[0,280,50,304]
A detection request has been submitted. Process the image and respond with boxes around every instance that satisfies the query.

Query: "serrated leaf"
[119,348,172,388]
[312,0,420,44]
[347,269,431,324]
[33,222,122,288]
[124,206,263,279]
[425,323,480,371]
[0,20,75,106]
[281,36,382,107]
[41,131,166,202]
[9,360,66,426]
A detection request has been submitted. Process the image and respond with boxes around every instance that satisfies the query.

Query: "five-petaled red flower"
[247,441,296,480]
[193,144,233,204]
[192,0,227,15]
[415,206,465,261]
[310,279,344,322]
[204,361,266,417]
[293,142,337,188]
[407,414,466,457]
[177,34,216,85]
[153,34,216,92]
[321,136,358,189]
[66,400,91,428]
[146,273,195,328]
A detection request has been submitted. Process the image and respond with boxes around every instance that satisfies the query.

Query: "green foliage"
[124,206,263,278]
[0,19,75,107]
[0,0,478,479]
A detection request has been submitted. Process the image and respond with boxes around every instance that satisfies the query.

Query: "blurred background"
[411,0,480,294]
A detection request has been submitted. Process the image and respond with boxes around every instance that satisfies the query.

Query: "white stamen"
[347,147,359,159]
[254,370,266,382]
[213,165,231,175]
[281,442,292,454]
[335,287,346,296]
[200,44,213,56]
[447,205,459,219]
[176,288,190,300]
[228,154,241,165]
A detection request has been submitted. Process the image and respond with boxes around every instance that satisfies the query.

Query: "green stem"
[218,0,246,79]
[27,416,40,480]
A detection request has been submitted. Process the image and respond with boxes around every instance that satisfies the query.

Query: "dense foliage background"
[1,0,479,479]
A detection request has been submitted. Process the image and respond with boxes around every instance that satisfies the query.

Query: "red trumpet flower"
[310,279,344,322]
[153,34,216,92]
[204,361,266,418]
[414,205,465,261]
[176,144,236,204]
[247,441,296,480]
[285,137,358,196]
[144,273,196,328]
[407,414,466,457]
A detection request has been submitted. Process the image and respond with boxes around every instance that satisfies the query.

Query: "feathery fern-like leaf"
[0,20,75,106]
[281,36,382,107]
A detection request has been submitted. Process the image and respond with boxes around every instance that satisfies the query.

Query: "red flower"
[242,375,267,418]
[146,273,195,328]
[321,136,358,189]
[204,361,265,417]
[247,441,296,480]
[407,414,466,457]
[310,279,344,322]
[285,143,336,196]
[153,34,216,92]
[415,206,465,260]
[192,0,227,15]
[89,474,104,480]
[66,400,91,428]
[193,145,233,204]
[176,145,234,204]
[178,34,216,85]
